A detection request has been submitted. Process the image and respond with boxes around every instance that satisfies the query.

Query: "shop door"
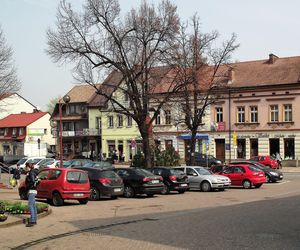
[250,139,258,158]
[215,139,225,162]
[269,138,279,156]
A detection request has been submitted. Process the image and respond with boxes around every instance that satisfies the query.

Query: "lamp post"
[56,95,71,168]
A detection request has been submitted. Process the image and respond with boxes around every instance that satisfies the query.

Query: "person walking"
[25,162,39,227]
[276,152,282,169]
[13,164,21,189]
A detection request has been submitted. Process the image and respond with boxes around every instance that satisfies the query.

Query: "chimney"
[268,53,278,64]
[228,67,235,84]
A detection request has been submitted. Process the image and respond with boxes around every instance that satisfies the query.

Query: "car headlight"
[270,171,279,176]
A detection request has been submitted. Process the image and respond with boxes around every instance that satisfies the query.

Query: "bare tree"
[0,26,20,100]
[171,15,239,165]
[46,0,182,168]
[47,96,61,114]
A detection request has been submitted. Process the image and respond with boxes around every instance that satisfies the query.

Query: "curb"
[0,207,52,228]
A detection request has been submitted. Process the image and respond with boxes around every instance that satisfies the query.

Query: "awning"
[177,133,209,140]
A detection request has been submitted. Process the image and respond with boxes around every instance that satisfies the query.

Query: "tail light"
[143,177,151,182]
[99,178,111,184]
[169,175,177,181]
[159,176,163,181]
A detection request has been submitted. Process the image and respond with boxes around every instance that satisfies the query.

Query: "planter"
[0,214,8,222]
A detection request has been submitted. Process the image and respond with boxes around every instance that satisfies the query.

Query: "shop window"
[284,138,294,159]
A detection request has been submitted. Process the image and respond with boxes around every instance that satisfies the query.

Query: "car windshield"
[194,167,211,175]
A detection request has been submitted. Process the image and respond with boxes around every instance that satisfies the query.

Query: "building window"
[250,106,258,123]
[4,128,8,136]
[165,110,171,125]
[96,117,101,129]
[283,104,292,122]
[124,91,129,102]
[108,116,114,128]
[237,106,245,123]
[155,111,161,125]
[216,107,223,122]
[270,105,278,122]
[127,116,132,127]
[12,128,17,136]
[117,115,123,127]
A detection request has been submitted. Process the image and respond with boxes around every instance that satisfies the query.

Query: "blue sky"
[1,0,300,110]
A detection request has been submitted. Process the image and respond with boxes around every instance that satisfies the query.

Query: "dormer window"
[19,128,24,136]
[4,128,8,136]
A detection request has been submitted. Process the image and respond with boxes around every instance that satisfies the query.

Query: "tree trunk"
[140,131,153,168]
[189,130,197,166]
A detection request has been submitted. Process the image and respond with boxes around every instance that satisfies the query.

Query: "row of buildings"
[50,54,300,164]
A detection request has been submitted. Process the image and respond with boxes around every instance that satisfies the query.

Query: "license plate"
[114,188,121,192]
[73,193,83,197]
[152,180,159,184]
[180,184,188,187]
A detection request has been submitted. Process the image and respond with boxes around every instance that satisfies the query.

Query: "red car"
[19,168,91,206]
[249,155,278,169]
[219,164,266,189]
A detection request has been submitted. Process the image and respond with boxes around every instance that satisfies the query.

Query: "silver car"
[174,166,231,192]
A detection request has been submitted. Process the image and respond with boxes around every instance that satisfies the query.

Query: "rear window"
[135,168,153,176]
[67,171,89,184]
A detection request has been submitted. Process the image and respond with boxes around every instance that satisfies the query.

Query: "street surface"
[1,173,300,249]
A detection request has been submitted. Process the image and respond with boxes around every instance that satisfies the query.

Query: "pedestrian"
[276,152,282,169]
[13,164,21,189]
[25,162,39,227]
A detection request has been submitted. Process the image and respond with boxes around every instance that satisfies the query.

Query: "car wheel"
[255,184,263,188]
[123,186,135,198]
[200,181,211,192]
[90,187,100,201]
[19,188,28,200]
[242,180,252,189]
[178,190,185,194]
[78,198,88,204]
[266,175,271,183]
[219,188,225,191]
[111,195,117,200]
[52,192,64,206]
[161,185,170,195]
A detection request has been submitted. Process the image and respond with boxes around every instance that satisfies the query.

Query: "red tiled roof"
[0,112,48,128]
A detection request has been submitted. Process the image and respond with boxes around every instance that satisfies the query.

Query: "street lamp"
[51,95,71,168]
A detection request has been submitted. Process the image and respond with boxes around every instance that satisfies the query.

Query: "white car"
[9,156,46,173]
[34,158,55,169]
[174,166,231,192]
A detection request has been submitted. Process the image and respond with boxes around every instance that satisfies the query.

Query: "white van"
[9,156,46,173]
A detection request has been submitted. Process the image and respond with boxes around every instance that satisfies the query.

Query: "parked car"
[9,156,46,173]
[230,160,283,183]
[187,153,223,167]
[114,168,164,198]
[34,158,55,169]
[62,159,92,168]
[18,168,90,206]
[209,164,226,174]
[249,155,278,169]
[219,164,266,189]
[173,166,231,192]
[75,167,123,200]
[83,161,114,169]
[148,167,189,194]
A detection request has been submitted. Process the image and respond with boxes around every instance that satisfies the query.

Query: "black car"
[115,168,164,198]
[230,160,283,183]
[75,167,124,200]
[83,161,114,169]
[187,153,223,167]
[149,167,189,194]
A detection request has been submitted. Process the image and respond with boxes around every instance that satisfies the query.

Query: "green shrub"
[155,147,180,167]
[131,150,145,168]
